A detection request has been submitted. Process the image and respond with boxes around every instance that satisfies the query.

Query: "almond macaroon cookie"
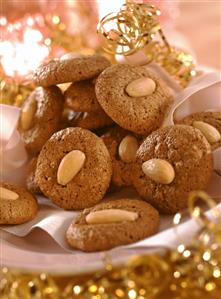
[66,198,159,252]
[18,86,64,154]
[176,111,221,150]
[33,55,110,87]
[36,127,112,210]
[70,110,114,131]
[95,64,174,135]
[64,79,103,113]
[0,182,38,224]
[26,157,41,194]
[101,126,141,187]
[133,125,213,214]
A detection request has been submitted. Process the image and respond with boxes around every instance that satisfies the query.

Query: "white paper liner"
[0,104,28,184]
[1,66,221,257]
[1,190,221,255]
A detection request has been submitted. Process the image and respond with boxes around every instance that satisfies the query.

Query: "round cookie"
[64,79,102,112]
[26,157,41,194]
[95,64,174,135]
[0,182,38,224]
[36,127,112,210]
[18,86,64,154]
[70,110,114,131]
[33,55,110,87]
[101,126,142,187]
[133,125,213,214]
[66,198,159,252]
[176,111,221,150]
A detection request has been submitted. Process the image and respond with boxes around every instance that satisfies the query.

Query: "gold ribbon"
[97,1,197,87]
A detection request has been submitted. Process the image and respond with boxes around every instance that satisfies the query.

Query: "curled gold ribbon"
[97,1,197,87]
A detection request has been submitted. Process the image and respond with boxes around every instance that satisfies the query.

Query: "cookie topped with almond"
[66,198,159,252]
[0,182,38,224]
[36,127,112,210]
[95,64,174,135]
[101,126,142,188]
[18,86,64,154]
[133,125,214,213]
[176,111,221,150]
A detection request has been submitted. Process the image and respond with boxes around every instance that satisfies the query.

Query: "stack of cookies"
[1,53,220,252]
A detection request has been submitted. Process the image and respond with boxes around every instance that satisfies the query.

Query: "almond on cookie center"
[142,158,175,184]
[57,150,86,185]
[193,121,221,143]
[118,135,139,163]
[86,209,138,224]
[125,77,156,97]
[0,186,19,200]
[21,100,38,131]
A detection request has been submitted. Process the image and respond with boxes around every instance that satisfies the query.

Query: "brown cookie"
[18,86,64,154]
[66,198,159,252]
[33,55,110,87]
[0,182,38,224]
[133,125,213,214]
[101,126,142,188]
[64,80,102,112]
[57,108,76,130]
[95,64,174,135]
[70,110,114,130]
[176,111,221,150]
[36,127,112,210]
[26,157,41,194]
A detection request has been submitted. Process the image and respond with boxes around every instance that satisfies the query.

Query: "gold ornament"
[97,2,163,56]
[97,2,197,87]
[44,14,87,55]
[0,74,34,107]
[0,13,98,107]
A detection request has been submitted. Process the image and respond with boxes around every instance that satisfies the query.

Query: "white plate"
[1,229,166,275]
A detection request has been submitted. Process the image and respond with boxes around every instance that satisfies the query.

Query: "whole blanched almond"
[142,158,175,184]
[126,77,156,97]
[0,187,19,200]
[118,135,139,163]
[193,121,221,143]
[57,82,72,92]
[85,209,138,224]
[60,52,83,60]
[57,150,86,185]
[21,100,37,130]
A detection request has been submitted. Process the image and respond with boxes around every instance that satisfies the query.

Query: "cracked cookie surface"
[66,198,159,252]
[18,86,64,154]
[36,127,112,210]
[33,55,110,87]
[133,125,213,213]
[95,64,174,135]
[0,182,38,224]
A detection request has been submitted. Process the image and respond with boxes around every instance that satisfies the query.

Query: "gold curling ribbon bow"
[97,1,198,87]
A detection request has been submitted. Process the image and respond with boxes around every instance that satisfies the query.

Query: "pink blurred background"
[1,0,220,70]
[176,0,220,69]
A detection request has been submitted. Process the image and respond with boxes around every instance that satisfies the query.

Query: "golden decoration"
[0,14,97,107]
[1,191,221,298]
[44,14,87,55]
[97,2,197,87]
[97,2,163,56]
[0,74,34,107]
